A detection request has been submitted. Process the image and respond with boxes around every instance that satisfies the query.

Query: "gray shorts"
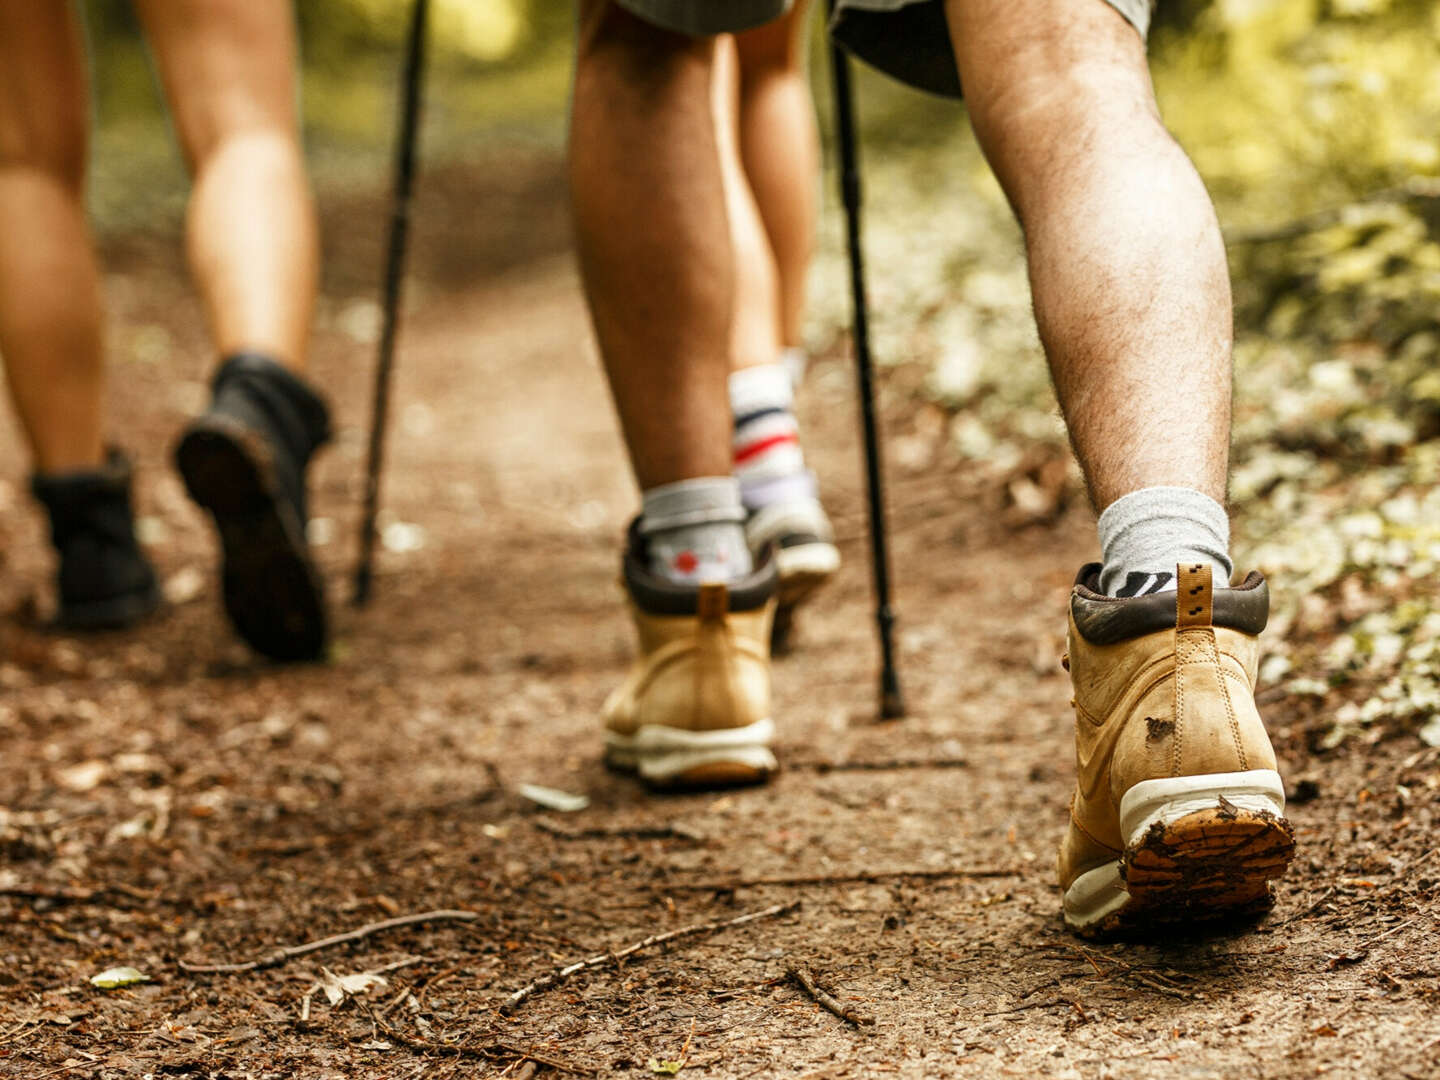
[614,0,793,35]
[614,0,1153,99]
[830,0,1154,97]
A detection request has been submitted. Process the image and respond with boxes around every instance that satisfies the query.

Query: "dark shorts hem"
[615,0,793,35]
[830,0,1154,100]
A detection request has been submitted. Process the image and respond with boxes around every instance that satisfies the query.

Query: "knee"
[576,2,716,98]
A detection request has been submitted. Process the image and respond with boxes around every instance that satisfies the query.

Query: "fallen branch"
[533,817,706,843]
[788,965,875,1027]
[656,867,1018,891]
[502,900,799,1013]
[0,882,167,906]
[179,910,480,974]
[360,1006,595,1074]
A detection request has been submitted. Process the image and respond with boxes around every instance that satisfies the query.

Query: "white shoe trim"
[777,542,841,582]
[1119,769,1287,848]
[606,718,777,782]
[1062,860,1129,929]
[745,499,834,551]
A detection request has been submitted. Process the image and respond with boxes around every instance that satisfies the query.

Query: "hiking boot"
[1059,562,1295,935]
[744,486,840,650]
[174,353,330,662]
[31,449,160,630]
[603,525,779,789]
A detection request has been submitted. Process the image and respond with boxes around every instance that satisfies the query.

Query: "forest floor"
[0,146,1436,1080]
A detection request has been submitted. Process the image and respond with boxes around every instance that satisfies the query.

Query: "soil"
[0,149,1437,1080]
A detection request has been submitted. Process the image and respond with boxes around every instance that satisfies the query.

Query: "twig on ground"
[1131,974,1194,1000]
[360,1005,595,1074]
[533,817,706,843]
[988,997,1069,1016]
[657,867,1018,891]
[0,882,165,907]
[788,965,875,1027]
[502,901,799,1013]
[179,911,479,974]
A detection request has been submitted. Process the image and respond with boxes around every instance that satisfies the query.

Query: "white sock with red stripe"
[729,363,817,513]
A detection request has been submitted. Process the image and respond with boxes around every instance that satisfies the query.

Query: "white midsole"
[777,542,841,583]
[1119,769,1286,848]
[1063,769,1288,928]
[1062,863,1129,929]
[605,718,777,781]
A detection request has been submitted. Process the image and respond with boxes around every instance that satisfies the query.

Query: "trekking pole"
[826,7,905,719]
[354,0,430,607]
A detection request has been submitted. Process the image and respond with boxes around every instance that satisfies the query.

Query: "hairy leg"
[570,1,732,489]
[714,37,782,374]
[134,0,317,371]
[733,3,817,349]
[0,3,105,472]
[948,0,1231,509]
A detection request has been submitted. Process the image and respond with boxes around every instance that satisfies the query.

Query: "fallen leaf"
[648,1058,684,1075]
[319,968,389,1006]
[56,760,108,793]
[90,967,150,989]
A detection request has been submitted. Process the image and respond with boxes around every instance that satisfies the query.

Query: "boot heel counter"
[692,587,771,732]
[629,595,771,734]
[1174,627,1264,776]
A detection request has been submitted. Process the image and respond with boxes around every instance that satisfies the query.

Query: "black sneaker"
[174,353,331,662]
[32,449,161,630]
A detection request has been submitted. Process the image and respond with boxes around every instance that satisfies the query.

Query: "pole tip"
[879,671,905,720]
[352,568,373,609]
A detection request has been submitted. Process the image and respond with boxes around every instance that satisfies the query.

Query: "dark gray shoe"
[32,449,160,630]
[174,353,330,662]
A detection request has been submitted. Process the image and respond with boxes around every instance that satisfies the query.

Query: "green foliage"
[1152,0,1440,218]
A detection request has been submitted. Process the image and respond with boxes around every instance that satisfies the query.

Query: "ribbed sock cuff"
[640,477,746,534]
[1097,486,1232,597]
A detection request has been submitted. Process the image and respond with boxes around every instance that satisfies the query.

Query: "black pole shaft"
[354,0,430,607]
[827,25,904,718]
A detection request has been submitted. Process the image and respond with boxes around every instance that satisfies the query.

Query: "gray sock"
[1096,486,1232,597]
[640,477,753,585]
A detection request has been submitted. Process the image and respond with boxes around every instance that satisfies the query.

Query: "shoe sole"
[174,415,327,662]
[777,542,840,610]
[56,583,162,631]
[771,542,840,652]
[1063,770,1294,935]
[604,718,777,790]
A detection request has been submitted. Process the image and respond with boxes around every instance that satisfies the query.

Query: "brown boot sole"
[1091,803,1296,936]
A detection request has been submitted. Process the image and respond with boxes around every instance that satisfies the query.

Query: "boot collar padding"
[622,521,777,617]
[1069,562,1268,646]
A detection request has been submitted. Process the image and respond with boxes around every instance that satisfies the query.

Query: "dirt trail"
[0,163,1436,1079]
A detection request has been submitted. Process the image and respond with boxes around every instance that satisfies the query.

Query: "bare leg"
[570,1,734,490]
[0,3,104,473]
[134,0,317,372]
[948,0,1231,509]
[734,3,817,350]
[714,37,782,374]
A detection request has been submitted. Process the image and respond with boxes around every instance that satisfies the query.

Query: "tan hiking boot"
[603,530,778,789]
[1059,562,1295,934]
